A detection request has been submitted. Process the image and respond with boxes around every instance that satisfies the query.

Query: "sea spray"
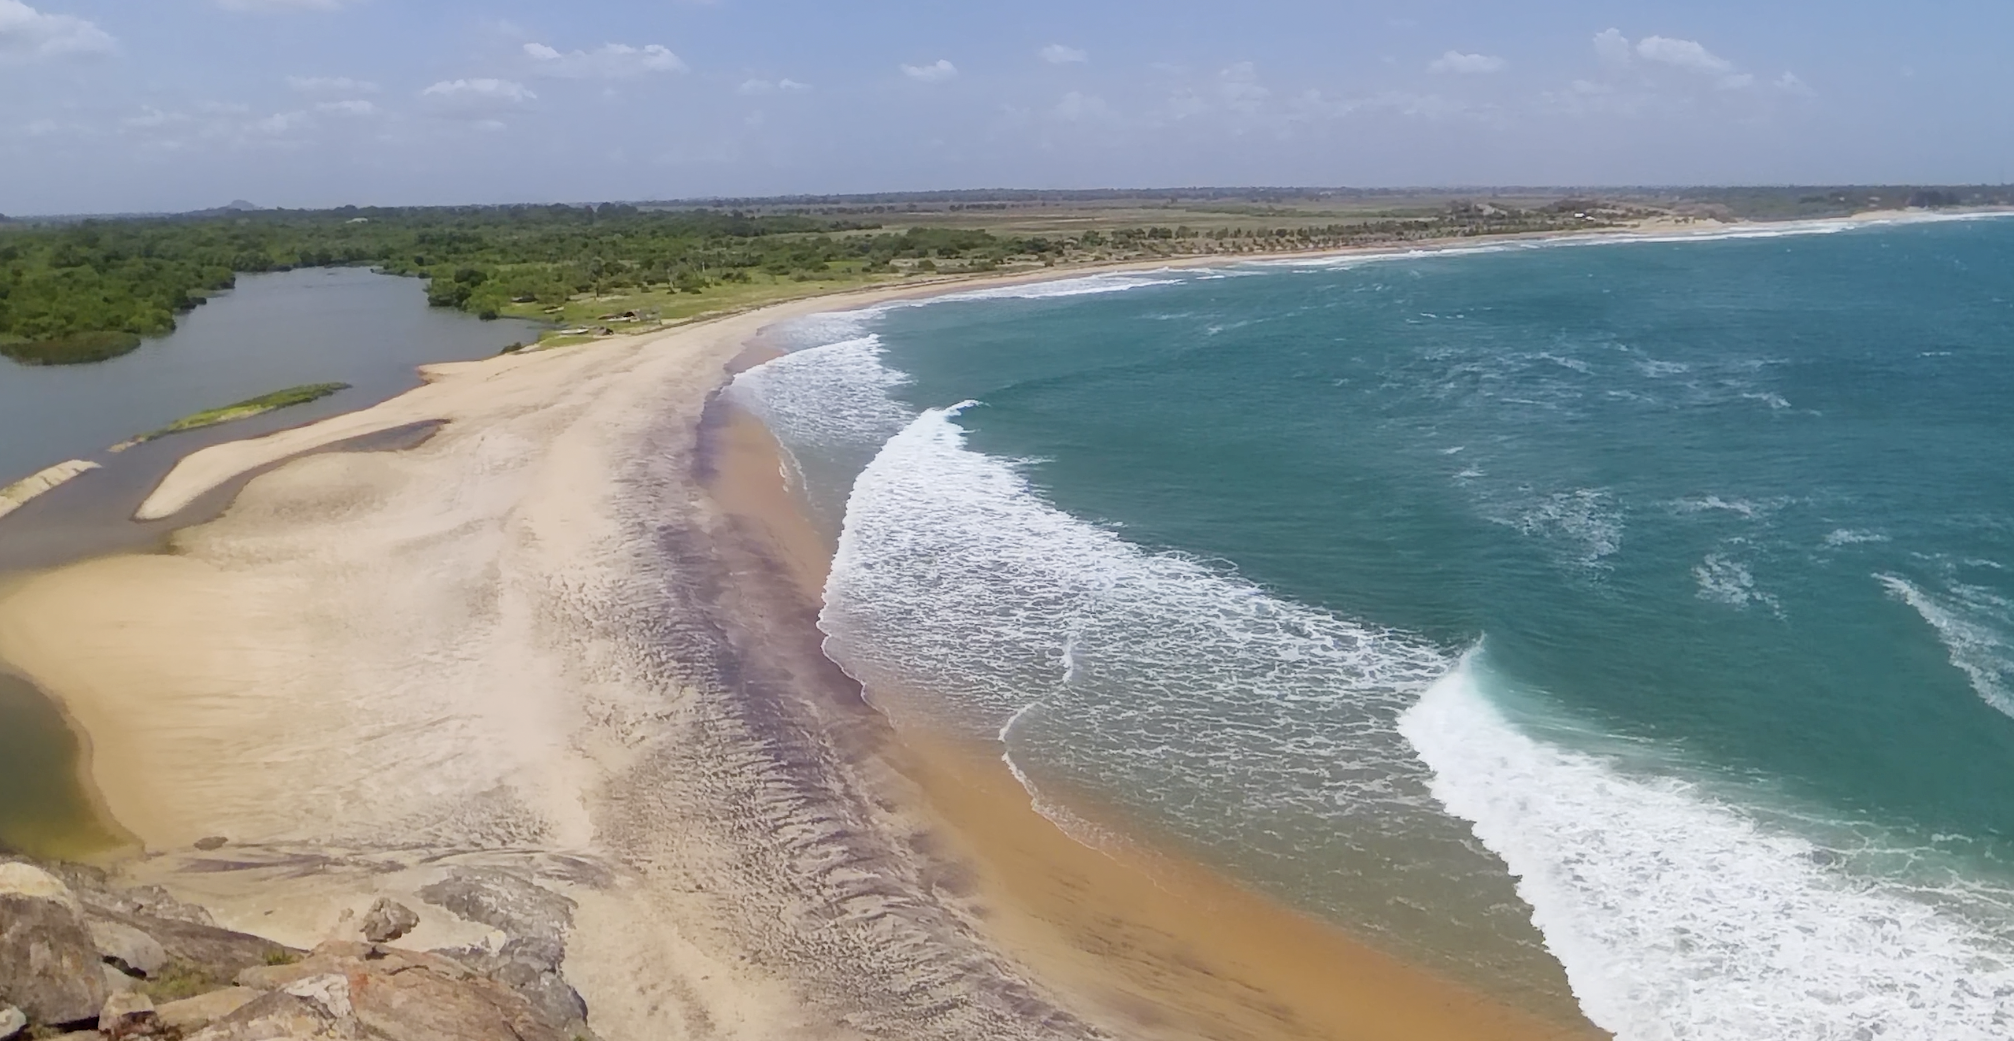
[1400,650,2014,1041]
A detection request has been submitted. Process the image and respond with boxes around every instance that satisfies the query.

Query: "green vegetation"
[0,206,1068,357]
[0,329,142,365]
[139,958,232,1003]
[135,382,349,442]
[6,186,2005,365]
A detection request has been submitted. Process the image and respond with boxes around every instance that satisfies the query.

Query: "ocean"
[732,215,2014,1040]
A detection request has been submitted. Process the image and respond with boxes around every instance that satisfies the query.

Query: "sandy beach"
[0,230,1825,1038]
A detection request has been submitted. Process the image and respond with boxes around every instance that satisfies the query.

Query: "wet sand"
[701,401,1602,1040]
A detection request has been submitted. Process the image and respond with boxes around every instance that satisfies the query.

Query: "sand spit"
[0,459,100,520]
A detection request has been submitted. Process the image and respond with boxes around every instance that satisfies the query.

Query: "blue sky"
[4,1,2012,214]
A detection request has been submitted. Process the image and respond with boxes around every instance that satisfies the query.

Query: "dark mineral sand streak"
[698,362,1604,1041]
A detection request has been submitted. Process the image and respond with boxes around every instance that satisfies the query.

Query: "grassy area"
[0,330,143,366]
[502,267,917,343]
[136,382,349,442]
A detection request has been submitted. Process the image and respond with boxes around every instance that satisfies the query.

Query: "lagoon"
[0,266,537,857]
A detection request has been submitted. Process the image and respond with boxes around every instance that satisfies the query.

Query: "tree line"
[0,205,1065,364]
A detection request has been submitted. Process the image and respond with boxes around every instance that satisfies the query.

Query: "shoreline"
[701,397,1599,1038]
[0,206,1980,1035]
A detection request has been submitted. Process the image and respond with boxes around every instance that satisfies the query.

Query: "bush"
[0,329,143,365]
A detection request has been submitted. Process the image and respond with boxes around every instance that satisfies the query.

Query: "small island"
[117,383,350,448]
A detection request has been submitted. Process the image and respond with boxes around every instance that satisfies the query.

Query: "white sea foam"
[1878,573,2014,718]
[729,335,913,447]
[817,404,1547,960]
[1402,654,2014,1041]
[1673,495,1764,519]
[765,271,1187,354]
[1741,391,1793,410]
[1694,553,1782,615]
[1500,488,1623,572]
[1823,528,1890,547]
[928,272,1186,303]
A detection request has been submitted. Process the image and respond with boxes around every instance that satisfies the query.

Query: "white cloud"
[315,99,377,116]
[1776,71,1815,97]
[1428,50,1505,74]
[1593,28,1632,67]
[1635,35,1732,76]
[737,77,809,95]
[901,59,957,82]
[523,41,684,79]
[0,0,114,60]
[420,78,536,121]
[288,76,378,93]
[1634,35,1755,89]
[1039,43,1087,65]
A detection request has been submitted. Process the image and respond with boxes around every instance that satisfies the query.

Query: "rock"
[101,963,141,994]
[359,898,419,944]
[183,988,357,1041]
[0,1005,23,1041]
[0,862,108,1026]
[91,920,169,978]
[281,974,353,1020]
[84,908,295,980]
[97,990,156,1039]
[154,987,260,1033]
[418,870,588,1032]
[192,837,228,851]
[236,942,567,1041]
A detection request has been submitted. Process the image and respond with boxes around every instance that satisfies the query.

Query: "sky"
[4,0,2013,214]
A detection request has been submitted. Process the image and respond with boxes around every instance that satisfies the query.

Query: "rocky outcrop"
[359,898,418,944]
[419,869,589,1034]
[155,987,260,1033]
[2,854,595,1041]
[0,863,107,1026]
[96,991,154,1040]
[229,943,568,1041]
[88,922,167,979]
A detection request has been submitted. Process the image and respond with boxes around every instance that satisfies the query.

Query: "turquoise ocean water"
[733,215,2014,1039]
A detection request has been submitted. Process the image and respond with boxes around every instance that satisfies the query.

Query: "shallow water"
[737,218,2014,1038]
[0,266,537,487]
[0,266,536,858]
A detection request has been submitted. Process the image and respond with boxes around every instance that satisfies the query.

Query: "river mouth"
[0,668,127,858]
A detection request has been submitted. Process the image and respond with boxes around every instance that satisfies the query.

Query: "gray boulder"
[184,987,357,1041]
[155,987,261,1033]
[97,990,156,1039]
[419,870,588,1032]
[235,943,568,1041]
[360,898,419,944]
[0,863,108,1026]
[90,920,168,978]
[100,964,141,994]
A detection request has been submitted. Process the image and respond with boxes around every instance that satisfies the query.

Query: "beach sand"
[0,260,1616,1039]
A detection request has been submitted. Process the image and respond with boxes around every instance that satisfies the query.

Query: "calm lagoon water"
[737,216,2014,1039]
[0,266,536,487]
